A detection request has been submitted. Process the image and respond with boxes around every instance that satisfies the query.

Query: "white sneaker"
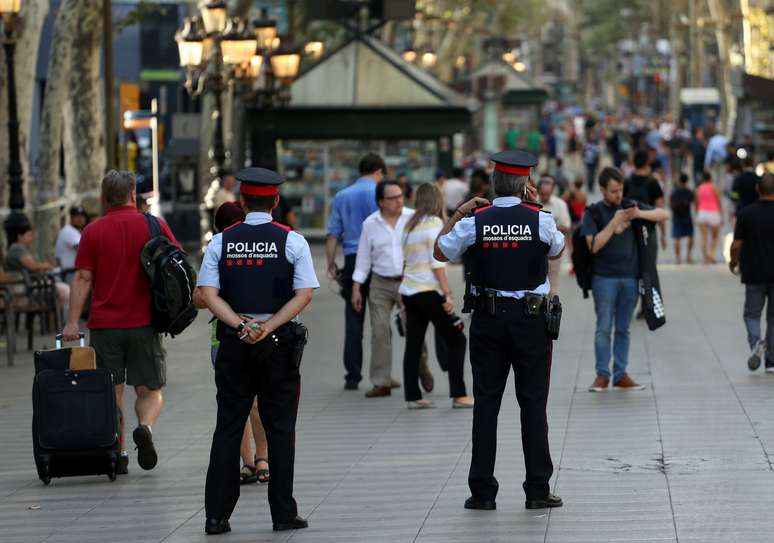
[748,340,765,371]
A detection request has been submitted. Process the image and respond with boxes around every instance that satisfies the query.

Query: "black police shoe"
[273,516,309,531]
[205,518,231,535]
[525,493,563,509]
[464,496,496,510]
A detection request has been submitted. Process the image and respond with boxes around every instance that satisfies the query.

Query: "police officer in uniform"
[197,167,319,534]
[433,151,565,511]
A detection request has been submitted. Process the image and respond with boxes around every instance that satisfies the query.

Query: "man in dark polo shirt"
[731,173,774,372]
[63,170,179,474]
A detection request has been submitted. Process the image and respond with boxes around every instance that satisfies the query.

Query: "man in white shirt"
[442,167,468,216]
[352,180,416,398]
[538,176,571,296]
[55,206,87,282]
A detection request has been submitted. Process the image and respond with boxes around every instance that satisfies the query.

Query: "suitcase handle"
[55,333,86,349]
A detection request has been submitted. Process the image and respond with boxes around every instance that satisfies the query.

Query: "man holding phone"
[582,167,670,392]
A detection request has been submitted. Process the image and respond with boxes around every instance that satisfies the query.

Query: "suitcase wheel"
[107,456,117,482]
[39,461,51,486]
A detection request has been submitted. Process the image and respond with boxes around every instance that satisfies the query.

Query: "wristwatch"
[236,320,247,332]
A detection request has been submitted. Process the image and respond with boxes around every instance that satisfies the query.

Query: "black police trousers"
[205,332,300,524]
[467,304,554,501]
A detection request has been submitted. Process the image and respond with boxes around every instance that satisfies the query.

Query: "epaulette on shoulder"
[222,221,242,233]
[472,205,493,216]
[271,221,292,232]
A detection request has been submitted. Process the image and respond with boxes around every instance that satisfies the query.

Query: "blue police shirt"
[327,177,378,256]
[198,212,319,318]
[438,196,565,299]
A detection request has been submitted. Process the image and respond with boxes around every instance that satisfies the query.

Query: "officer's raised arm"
[434,197,489,262]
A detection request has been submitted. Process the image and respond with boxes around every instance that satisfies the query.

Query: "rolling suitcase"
[32,333,120,485]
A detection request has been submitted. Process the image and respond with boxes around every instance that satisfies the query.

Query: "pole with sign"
[150,98,160,217]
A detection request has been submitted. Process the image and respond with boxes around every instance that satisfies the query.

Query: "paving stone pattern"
[0,256,771,543]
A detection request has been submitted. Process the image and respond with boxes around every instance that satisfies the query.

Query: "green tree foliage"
[574,0,651,54]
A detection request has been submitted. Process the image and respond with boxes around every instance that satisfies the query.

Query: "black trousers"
[402,291,467,401]
[342,254,369,385]
[468,305,553,501]
[205,332,300,524]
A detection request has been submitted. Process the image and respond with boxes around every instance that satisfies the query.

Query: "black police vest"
[467,204,550,292]
[218,222,294,314]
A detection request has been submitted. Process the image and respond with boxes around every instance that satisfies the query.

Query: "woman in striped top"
[400,183,473,409]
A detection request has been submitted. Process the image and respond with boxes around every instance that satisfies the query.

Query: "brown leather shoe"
[365,386,391,398]
[588,375,609,392]
[613,374,645,390]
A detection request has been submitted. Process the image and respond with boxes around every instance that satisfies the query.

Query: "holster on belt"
[545,295,562,340]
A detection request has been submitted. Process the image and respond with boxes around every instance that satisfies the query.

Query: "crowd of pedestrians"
[4,113,772,535]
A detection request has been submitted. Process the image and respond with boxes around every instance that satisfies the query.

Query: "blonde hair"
[405,183,444,234]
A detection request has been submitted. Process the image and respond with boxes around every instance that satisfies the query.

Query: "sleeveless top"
[697,183,720,212]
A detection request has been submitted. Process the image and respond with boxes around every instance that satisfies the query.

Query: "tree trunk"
[36,0,105,259]
[35,0,77,259]
[706,0,737,137]
[0,0,47,250]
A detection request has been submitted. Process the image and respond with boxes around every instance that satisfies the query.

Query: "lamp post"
[176,5,300,245]
[0,0,26,239]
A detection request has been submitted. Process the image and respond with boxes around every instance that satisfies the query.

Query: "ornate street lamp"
[253,19,277,50]
[177,7,302,245]
[304,40,324,59]
[199,0,227,35]
[420,49,437,68]
[1,0,26,240]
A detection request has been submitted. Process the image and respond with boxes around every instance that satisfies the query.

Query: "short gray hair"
[102,170,136,208]
[491,170,529,197]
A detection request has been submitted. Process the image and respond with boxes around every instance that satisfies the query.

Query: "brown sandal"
[240,464,258,485]
[254,456,270,484]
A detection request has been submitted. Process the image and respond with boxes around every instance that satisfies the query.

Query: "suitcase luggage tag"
[52,333,97,371]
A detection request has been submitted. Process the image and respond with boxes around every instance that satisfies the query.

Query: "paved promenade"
[0,252,771,542]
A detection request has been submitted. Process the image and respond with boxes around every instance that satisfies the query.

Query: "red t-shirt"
[75,206,179,329]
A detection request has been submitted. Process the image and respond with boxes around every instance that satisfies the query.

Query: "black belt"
[473,293,547,315]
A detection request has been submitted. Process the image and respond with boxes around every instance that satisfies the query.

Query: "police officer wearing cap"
[197,167,319,534]
[433,150,565,511]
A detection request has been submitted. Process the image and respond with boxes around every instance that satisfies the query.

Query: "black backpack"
[140,215,198,337]
[571,204,603,299]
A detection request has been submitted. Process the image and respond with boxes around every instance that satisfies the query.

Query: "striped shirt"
[399,216,446,296]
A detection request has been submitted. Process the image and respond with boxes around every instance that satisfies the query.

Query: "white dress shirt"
[352,208,414,284]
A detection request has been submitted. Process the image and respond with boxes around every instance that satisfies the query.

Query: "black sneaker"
[117,454,129,475]
[133,425,158,471]
[765,360,774,374]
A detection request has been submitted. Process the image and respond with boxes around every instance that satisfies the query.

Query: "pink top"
[697,182,720,212]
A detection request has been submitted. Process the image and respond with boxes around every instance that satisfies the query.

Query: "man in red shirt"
[63,170,179,475]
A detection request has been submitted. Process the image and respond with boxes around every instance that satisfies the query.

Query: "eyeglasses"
[381,194,403,201]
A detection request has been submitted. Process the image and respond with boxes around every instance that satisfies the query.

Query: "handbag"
[634,220,666,331]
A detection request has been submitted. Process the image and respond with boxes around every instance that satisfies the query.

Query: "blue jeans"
[592,276,639,382]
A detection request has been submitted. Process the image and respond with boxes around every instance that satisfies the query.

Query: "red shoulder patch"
[271,221,292,232]
[520,203,541,213]
[222,221,243,233]
[473,205,493,215]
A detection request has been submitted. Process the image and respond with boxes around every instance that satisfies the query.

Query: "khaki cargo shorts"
[90,327,166,389]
